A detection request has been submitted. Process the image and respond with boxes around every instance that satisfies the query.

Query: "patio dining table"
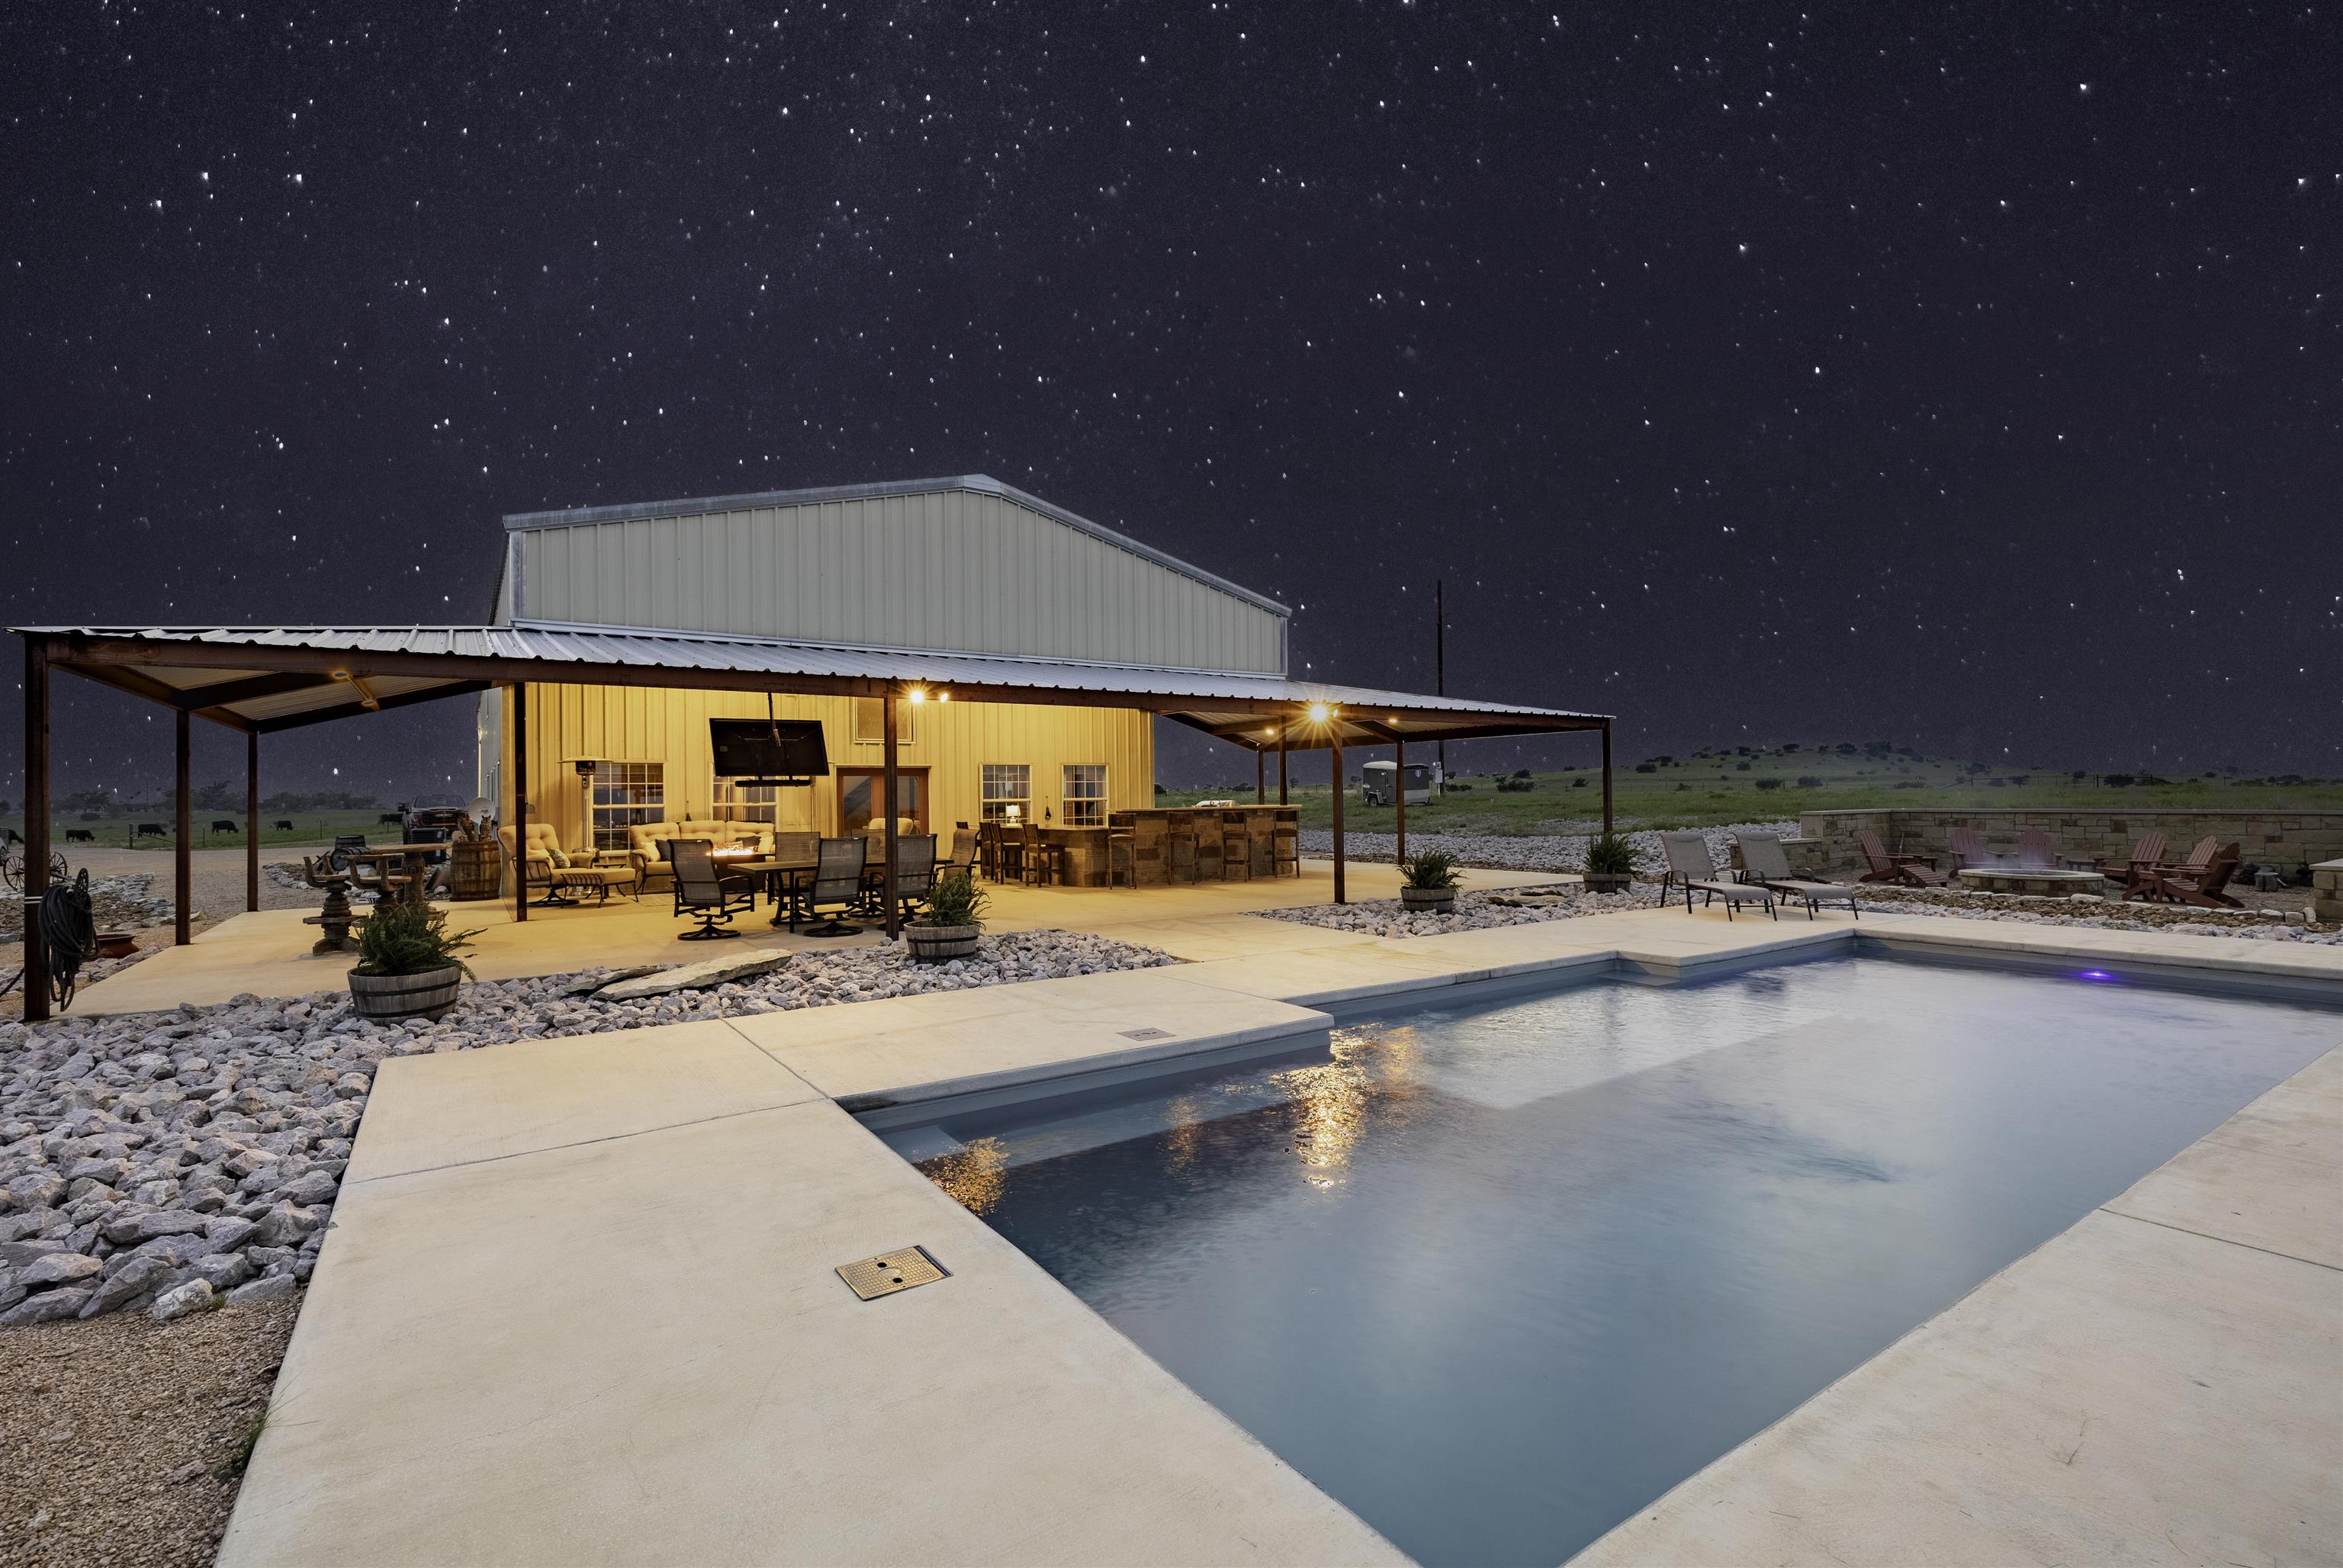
[718,854,818,930]
[343,843,445,904]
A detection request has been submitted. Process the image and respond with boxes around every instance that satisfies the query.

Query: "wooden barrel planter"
[1582,873,1632,894]
[1400,887,1456,914]
[445,840,503,901]
[348,965,465,1022]
[905,924,981,963]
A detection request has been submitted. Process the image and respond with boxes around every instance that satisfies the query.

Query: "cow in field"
[133,823,166,840]
[211,819,239,835]
[66,828,95,843]
[272,819,295,832]
[378,813,404,827]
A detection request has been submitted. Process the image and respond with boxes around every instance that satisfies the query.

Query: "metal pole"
[513,682,529,924]
[175,707,191,946]
[1331,727,1346,905]
[1394,736,1406,865]
[246,728,259,913]
[882,686,901,941]
[22,636,51,1021]
[1435,578,1446,795]
[1600,718,1613,837]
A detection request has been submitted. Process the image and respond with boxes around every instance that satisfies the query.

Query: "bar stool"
[1020,822,1060,886]
[1107,827,1138,888]
[1195,824,1224,882]
[1220,816,1254,881]
[1271,824,1300,878]
[1166,821,1200,884]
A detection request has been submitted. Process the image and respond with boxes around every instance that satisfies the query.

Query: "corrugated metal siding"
[515,489,1284,673]
[505,683,1153,847]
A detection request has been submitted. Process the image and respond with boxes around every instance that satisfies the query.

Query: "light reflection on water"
[906,959,2340,1567]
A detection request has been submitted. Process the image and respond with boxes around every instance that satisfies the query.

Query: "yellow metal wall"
[497,682,1154,848]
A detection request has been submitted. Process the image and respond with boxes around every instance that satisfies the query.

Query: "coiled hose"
[5,870,98,1011]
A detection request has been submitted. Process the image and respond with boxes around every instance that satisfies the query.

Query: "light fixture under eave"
[908,686,927,704]
[328,668,380,710]
[1306,702,1331,723]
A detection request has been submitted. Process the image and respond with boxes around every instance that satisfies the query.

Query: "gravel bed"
[0,930,1174,1333]
[1297,823,1799,872]
[1265,884,1665,937]
[0,1293,299,1566]
[0,874,173,940]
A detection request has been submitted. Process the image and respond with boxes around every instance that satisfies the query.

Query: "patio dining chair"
[802,837,867,937]
[891,834,938,918]
[667,840,756,940]
[941,828,979,883]
[1660,832,1776,920]
[1734,833,1858,921]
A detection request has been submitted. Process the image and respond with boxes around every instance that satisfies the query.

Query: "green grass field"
[5,808,408,853]
[1159,747,2342,837]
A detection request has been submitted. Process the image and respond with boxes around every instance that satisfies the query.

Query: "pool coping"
[220,907,2343,1566]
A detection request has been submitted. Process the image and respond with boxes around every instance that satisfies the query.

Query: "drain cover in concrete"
[836,1245,948,1301]
[1118,1027,1173,1041]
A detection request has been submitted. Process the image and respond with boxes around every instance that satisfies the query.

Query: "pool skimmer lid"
[1118,1027,1173,1041]
[836,1245,949,1301]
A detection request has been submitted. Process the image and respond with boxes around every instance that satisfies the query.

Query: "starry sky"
[4,2,2335,802]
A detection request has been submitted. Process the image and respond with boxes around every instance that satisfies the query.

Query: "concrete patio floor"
[69,856,1556,1015]
[214,906,2342,1566]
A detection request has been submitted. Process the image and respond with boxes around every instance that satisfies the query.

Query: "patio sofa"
[625,820,776,892]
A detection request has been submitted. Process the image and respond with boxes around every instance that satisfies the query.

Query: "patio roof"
[17,623,1607,747]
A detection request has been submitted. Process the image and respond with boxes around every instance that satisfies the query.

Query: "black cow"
[133,822,166,840]
[66,828,95,843]
[2,828,20,847]
[378,813,404,827]
[272,818,295,832]
[210,819,239,835]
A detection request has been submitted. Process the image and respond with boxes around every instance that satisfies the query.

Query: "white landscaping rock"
[151,1278,216,1322]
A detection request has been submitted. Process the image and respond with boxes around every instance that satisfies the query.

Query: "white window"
[851,697,917,746]
[714,777,779,827]
[1062,764,1108,827]
[590,762,664,851]
[981,763,1030,823]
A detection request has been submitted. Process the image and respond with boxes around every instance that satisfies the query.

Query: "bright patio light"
[1307,702,1330,723]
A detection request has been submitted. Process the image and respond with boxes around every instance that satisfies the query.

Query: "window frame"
[981,763,1031,824]
[1062,763,1108,827]
[589,761,665,851]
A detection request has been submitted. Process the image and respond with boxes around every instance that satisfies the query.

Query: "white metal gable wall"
[511,488,1286,675]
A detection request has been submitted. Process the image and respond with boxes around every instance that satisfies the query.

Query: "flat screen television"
[709,719,829,782]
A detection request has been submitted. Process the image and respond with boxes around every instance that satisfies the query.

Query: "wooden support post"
[175,707,191,946]
[22,636,51,1022]
[882,687,901,941]
[1278,727,1288,805]
[513,682,529,924]
[1394,737,1406,865]
[246,728,260,913]
[1331,729,1346,905]
[1255,743,1265,804]
[1600,718,1613,837]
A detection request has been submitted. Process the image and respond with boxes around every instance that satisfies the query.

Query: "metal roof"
[499,474,1292,619]
[19,623,1605,744]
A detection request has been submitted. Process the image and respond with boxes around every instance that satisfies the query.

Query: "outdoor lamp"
[1307,702,1330,723]
[908,686,926,704]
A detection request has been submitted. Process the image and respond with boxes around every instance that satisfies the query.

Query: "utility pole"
[1434,578,1446,794]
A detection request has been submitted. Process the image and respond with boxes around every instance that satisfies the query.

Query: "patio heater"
[568,758,599,855]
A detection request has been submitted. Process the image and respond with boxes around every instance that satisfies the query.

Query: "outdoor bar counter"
[1107,804,1297,886]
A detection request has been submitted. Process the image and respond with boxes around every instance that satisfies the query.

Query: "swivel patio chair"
[667,840,756,940]
[1856,829,1947,887]
[888,834,938,921]
[1734,833,1859,921]
[1661,832,1776,920]
[802,837,867,937]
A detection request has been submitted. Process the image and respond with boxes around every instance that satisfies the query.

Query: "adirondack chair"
[2015,828,2059,869]
[1857,829,1946,886]
[1946,825,1991,869]
[2122,834,2219,902]
[2139,842,2242,909]
[2095,831,2166,897]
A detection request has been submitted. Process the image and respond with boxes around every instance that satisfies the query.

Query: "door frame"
[836,766,930,834]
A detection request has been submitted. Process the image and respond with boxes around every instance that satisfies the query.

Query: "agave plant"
[1400,848,1463,891]
[1583,832,1642,879]
[352,900,480,978]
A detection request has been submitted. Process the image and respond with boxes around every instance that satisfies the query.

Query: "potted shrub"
[347,900,478,1021]
[1581,832,1641,893]
[906,871,986,962]
[1398,849,1462,914]
[445,812,503,901]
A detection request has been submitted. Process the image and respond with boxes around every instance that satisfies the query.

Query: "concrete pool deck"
[216,905,2343,1566]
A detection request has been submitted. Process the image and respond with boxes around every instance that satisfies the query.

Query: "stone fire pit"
[1955,866,2108,898]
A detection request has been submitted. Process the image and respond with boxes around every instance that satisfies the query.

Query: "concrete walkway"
[214,906,2343,1566]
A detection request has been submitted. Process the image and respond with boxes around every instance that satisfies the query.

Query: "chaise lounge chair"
[1660,832,1776,921]
[1857,829,1947,887]
[1734,833,1859,921]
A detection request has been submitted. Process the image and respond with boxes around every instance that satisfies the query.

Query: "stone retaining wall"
[1800,809,2343,877]
[2316,860,2343,924]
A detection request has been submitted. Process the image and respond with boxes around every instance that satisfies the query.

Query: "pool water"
[889,959,2340,1566]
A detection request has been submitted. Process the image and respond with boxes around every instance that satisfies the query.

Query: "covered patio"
[17,623,1609,1021]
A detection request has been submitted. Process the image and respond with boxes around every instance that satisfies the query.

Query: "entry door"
[837,768,928,834]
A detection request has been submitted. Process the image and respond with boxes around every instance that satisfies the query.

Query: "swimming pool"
[882,958,2341,1566]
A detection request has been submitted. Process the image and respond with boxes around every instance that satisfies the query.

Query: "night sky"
[4,2,2335,802]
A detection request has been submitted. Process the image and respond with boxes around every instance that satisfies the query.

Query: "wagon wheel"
[49,850,69,882]
[0,853,18,894]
